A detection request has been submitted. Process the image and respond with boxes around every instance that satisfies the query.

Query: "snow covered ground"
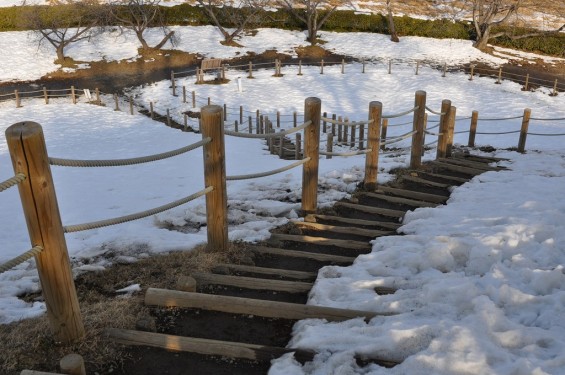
[1,25,565,375]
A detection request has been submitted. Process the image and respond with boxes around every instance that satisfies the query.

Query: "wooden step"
[192,272,312,294]
[417,171,469,184]
[429,160,484,175]
[268,233,372,251]
[144,288,394,321]
[452,152,508,163]
[359,191,437,208]
[373,186,448,204]
[305,214,402,230]
[335,201,407,218]
[251,246,356,265]
[292,220,392,238]
[213,264,317,281]
[400,175,452,188]
[438,157,500,171]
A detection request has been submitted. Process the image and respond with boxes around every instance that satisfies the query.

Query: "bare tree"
[385,0,399,42]
[278,0,341,45]
[196,0,268,45]
[109,0,176,51]
[19,0,107,63]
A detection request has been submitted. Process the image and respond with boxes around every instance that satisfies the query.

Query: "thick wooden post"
[302,97,321,214]
[326,132,333,159]
[380,118,388,151]
[6,122,84,343]
[71,86,76,104]
[435,99,452,159]
[410,91,427,169]
[171,71,176,96]
[364,101,382,190]
[445,106,457,157]
[60,353,86,375]
[517,108,531,153]
[200,106,228,252]
[468,110,479,147]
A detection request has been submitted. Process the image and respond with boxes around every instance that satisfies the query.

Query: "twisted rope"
[381,129,417,145]
[529,117,565,121]
[387,120,413,127]
[475,130,521,135]
[0,173,26,193]
[64,186,212,233]
[478,115,523,121]
[226,158,310,181]
[425,106,446,116]
[320,117,374,127]
[382,106,419,119]
[50,138,211,168]
[320,149,372,157]
[0,246,43,274]
[527,132,565,136]
[424,130,443,136]
[225,121,311,139]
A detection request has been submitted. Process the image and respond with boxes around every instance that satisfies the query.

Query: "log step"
[251,246,356,265]
[292,220,393,238]
[452,152,508,163]
[359,191,437,208]
[144,288,394,321]
[335,201,407,218]
[400,174,452,188]
[372,185,448,204]
[213,263,317,281]
[268,233,372,252]
[417,171,469,184]
[192,272,313,294]
[429,160,484,175]
[305,214,402,230]
[438,157,501,171]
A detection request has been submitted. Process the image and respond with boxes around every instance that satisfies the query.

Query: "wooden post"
[551,79,558,96]
[380,118,388,151]
[364,101,382,190]
[95,88,100,105]
[359,122,365,150]
[302,97,321,214]
[388,60,392,74]
[129,97,134,115]
[240,106,243,124]
[322,112,327,133]
[223,104,227,121]
[293,112,297,127]
[149,101,154,119]
[248,61,253,78]
[362,59,366,74]
[60,353,86,375]
[70,86,76,104]
[221,65,226,80]
[234,120,239,132]
[6,122,85,343]
[517,108,531,153]
[337,116,343,144]
[279,132,284,158]
[468,110,479,147]
[331,113,336,136]
[415,61,419,75]
[171,71,176,96]
[341,59,345,74]
[496,68,502,84]
[184,113,188,131]
[523,74,530,91]
[320,60,324,74]
[295,133,302,160]
[445,106,457,157]
[15,90,21,108]
[410,90,427,169]
[326,132,333,159]
[277,111,280,128]
[343,117,349,146]
[422,113,428,155]
[207,97,211,105]
[435,99,452,159]
[248,115,252,134]
[469,64,475,81]
[166,109,171,127]
[114,94,119,111]
[350,119,356,147]
[43,87,49,105]
[260,115,264,134]
[183,86,187,103]
[442,63,447,77]
[298,60,303,76]
[192,91,196,108]
[200,105,228,252]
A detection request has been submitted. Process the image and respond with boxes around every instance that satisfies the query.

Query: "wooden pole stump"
[435,99,452,159]
[60,353,86,375]
[410,90,427,169]
[364,101,382,190]
[468,110,479,147]
[302,97,321,214]
[517,108,531,153]
[445,106,457,157]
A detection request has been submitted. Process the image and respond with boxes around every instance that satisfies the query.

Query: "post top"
[305,97,321,105]
[5,121,43,139]
[201,105,223,115]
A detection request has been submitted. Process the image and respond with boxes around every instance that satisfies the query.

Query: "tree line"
[13,0,565,63]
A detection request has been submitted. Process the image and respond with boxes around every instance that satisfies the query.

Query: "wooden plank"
[192,272,313,293]
[360,192,437,208]
[375,186,448,204]
[417,171,469,184]
[437,157,499,171]
[451,152,507,162]
[430,160,484,175]
[106,328,312,362]
[292,220,392,238]
[305,214,402,230]
[400,174,452,188]
[213,264,317,281]
[269,233,371,250]
[251,246,356,264]
[144,288,395,320]
[335,202,406,218]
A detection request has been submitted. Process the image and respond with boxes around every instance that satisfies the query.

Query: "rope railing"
[0,173,26,193]
[476,130,522,135]
[387,120,413,127]
[63,186,213,233]
[527,132,565,136]
[477,115,524,121]
[530,116,565,121]
[320,117,373,127]
[424,129,443,136]
[424,105,446,116]
[224,121,311,139]
[49,138,211,168]
[226,158,310,181]
[320,149,372,157]
[0,246,44,274]
[382,106,419,119]
[381,129,418,145]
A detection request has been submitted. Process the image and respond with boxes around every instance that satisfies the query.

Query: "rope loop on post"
[0,173,26,193]
[226,158,310,181]
[424,105,446,116]
[382,106,419,119]
[0,246,44,274]
[63,187,213,233]
[225,121,311,139]
[380,129,417,145]
[49,138,211,168]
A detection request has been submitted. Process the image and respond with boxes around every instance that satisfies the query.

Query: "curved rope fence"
[320,149,372,157]
[425,106,446,116]
[226,158,310,181]
[382,106,419,119]
[0,173,26,193]
[320,117,373,127]
[224,121,311,139]
[0,246,44,274]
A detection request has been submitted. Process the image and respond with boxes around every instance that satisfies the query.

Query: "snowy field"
[1,25,565,375]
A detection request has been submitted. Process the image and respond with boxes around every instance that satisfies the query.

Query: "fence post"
[362,59,366,73]
[248,61,253,79]
[95,88,100,105]
[326,132,333,159]
[15,89,21,108]
[183,86,187,103]
[223,104,227,121]
[442,63,447,77]
[337,116,343,144]
[445,106,457,157]
[496,68,502,84]
[517,108,531,153]
[240,106,243,124]
[359,121,365,150]
[388,60,392,74]
[184,113,188,131]
[248,115,252,134]
[277,111,280,128]
[320,59,324,74]
[302,97,321,214]
[200,105,228,252]
[415,61,419,75]
[364,101,382,190]
[166,108,171,127]
[295,133,302,160]
[6,122,85,344]
[469,64,475,80]
[322,112,327,133]
[380,118,388,151]
[192,91,196,108]
[343,117,349,145]
[149,101,154,119]
[468,110,479,147]
[410,90,427,169]
[523,74,530,91]
[129,96,134,115]
[435,99,452,159]
[293,112,297,127]
[551,79,558,96]
[341,59,345,74]
[71,86,76,104]
[298,60,303,76]
[171,71,176,96]
[114,94,119,111]
[234,120,239,132]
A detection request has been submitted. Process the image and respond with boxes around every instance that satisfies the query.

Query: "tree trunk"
[153,31,174,50]
[137,31,150,50]
[56,45,65,62]
[473,26,491,51]
[387,8,399,42]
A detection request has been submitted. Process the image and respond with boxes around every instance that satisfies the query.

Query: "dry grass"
[0,242,252,375]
